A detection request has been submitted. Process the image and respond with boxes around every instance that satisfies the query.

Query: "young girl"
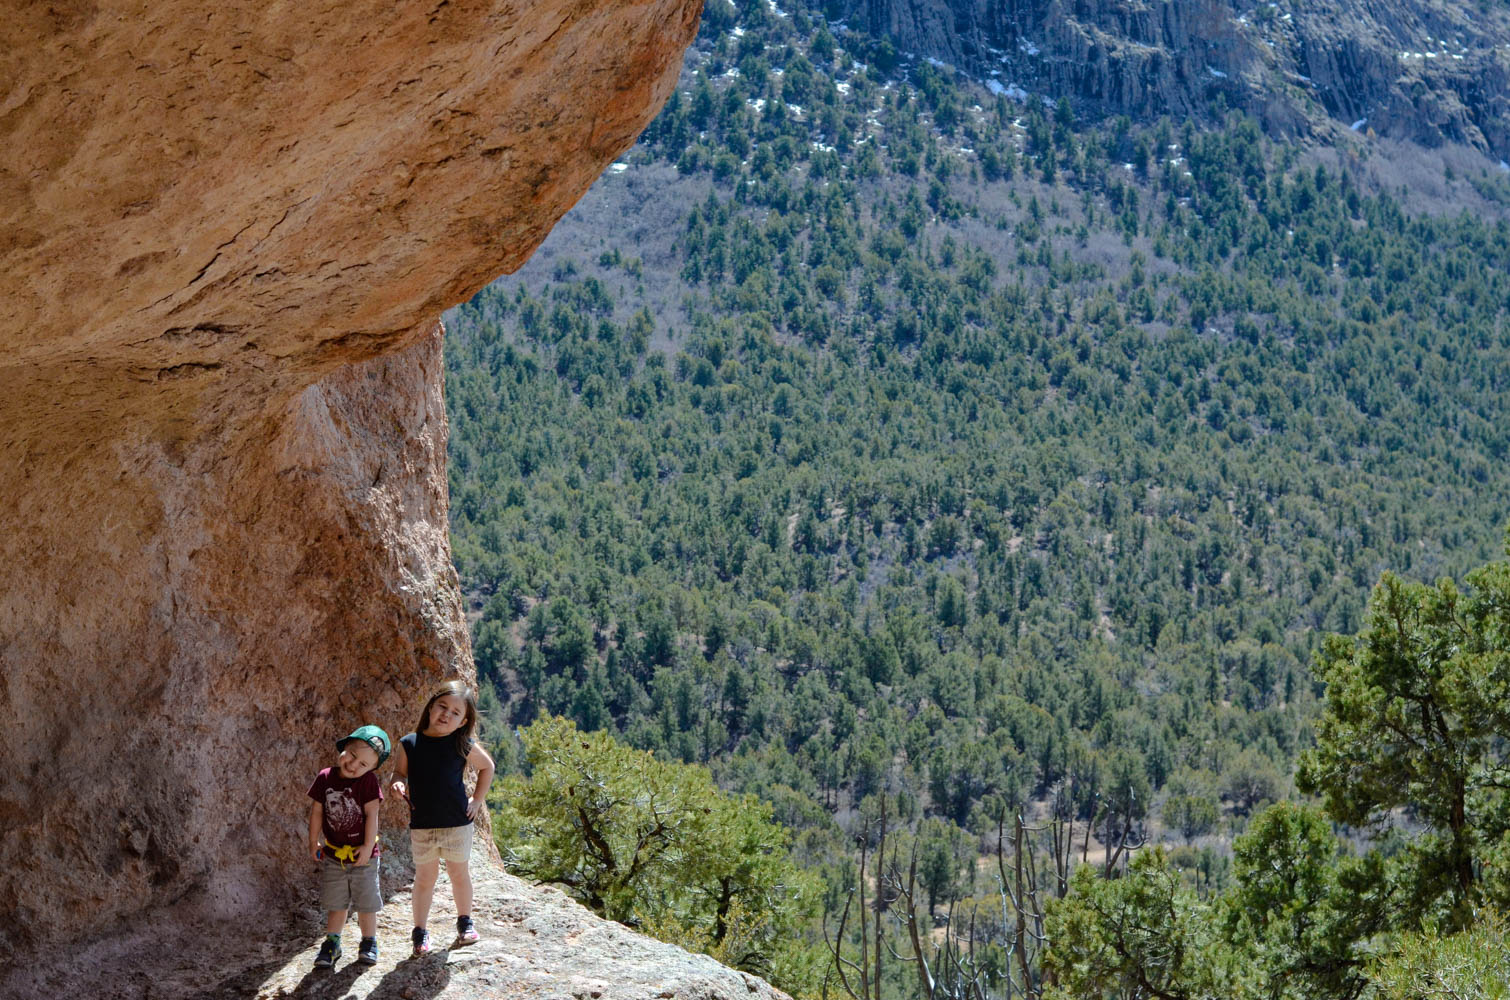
[390,680,495,956]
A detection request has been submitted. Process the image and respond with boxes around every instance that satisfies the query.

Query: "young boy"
[307,725,390,968]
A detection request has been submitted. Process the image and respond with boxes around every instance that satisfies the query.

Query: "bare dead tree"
[829,796,1060,1000]
[1047,780,1075,899]
[995,812,1048,1000]
[882,841,936,1000]
[824,793,889,1000]
[1101,790,1147,879]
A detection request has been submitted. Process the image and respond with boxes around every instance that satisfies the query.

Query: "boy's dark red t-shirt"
[307,768,383,849]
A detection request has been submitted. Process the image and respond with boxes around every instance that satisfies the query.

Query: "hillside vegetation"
[452,2,1510,996]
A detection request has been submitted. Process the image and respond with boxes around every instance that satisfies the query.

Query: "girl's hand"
[466,797,484,821]
[390,779,407,801]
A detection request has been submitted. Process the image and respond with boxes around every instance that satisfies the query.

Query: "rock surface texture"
[829,0,1510,152]
[4,832,791,1000]
[0,0,700,978]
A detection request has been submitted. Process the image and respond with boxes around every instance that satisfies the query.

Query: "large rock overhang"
[0,0,700,969]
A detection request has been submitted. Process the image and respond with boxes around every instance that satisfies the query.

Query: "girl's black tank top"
[401,731,471,829]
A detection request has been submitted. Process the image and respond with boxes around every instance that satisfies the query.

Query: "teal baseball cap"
[337,725,391,766]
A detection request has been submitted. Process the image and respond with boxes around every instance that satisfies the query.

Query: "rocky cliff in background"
[0,0,700,975]
[825,0,1510,153]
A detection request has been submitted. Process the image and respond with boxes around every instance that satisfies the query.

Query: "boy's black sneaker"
[314,936,342,969]
[358,936,379,965]
[411,926,431,957]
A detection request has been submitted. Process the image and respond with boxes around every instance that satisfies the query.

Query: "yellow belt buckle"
[324,837,377,867]
[325,842,360,866]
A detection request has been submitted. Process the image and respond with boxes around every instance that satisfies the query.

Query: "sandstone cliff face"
[830,0,1510,152]
[0,0,700,973]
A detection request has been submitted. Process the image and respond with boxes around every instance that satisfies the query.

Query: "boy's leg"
[354,858,382,938]
[324,910,347,934]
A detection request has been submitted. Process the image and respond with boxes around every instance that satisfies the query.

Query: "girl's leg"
[324,910,346,934]
[448,860,473,917]
[412,859,441,928]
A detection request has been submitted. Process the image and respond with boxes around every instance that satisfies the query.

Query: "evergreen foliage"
[450,1,1510,994]
[495,716,817,988]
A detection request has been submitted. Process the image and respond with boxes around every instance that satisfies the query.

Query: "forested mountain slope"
[445,0,1510,906]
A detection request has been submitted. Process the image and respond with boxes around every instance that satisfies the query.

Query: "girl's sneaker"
[358,936,379,965]
[314,936,342,969]
[411,927,431,958]
[456,915,479,945]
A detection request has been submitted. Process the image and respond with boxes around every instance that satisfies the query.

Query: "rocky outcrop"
[0,0,700,974]
[830,0,1510,153]
[4,834,790,1000]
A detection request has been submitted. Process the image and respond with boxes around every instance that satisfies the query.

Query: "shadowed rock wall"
[0,0,700,969]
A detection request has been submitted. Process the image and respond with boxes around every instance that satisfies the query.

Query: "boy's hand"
[356,844,374,867]
[310,841,323,861]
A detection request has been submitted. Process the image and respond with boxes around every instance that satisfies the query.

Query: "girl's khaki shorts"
[411,824,473,865]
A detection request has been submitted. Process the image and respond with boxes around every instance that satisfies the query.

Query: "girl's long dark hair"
[416,679,477,759]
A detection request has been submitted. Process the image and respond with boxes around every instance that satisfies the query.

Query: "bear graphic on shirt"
[324,785,363,837]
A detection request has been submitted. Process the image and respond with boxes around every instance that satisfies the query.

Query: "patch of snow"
[837,82,851,94]
[812,141,836,152]
[1123,163,1135,171]
[1019,39,1040,56]
[766,0,788,18]
[731,26,745,36]
[1499,160,1510,172]
[787,104,804,117]
[925,56,948,69]
[985,79,1007,96]
[608,163,628,173]
[1350,118,1366,131]
[749,98,767,111]
[1207,66,1227,78]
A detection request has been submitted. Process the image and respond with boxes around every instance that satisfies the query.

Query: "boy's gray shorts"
[320,855,382,913]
